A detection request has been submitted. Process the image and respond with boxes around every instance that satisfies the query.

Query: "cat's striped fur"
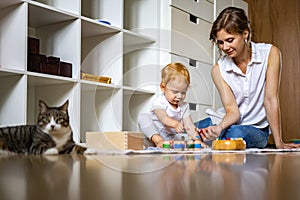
[0,100,88,155]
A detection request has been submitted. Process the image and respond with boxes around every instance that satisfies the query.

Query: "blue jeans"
[195,117,270,148]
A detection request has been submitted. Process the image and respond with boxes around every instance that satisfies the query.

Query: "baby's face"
[163,78,189,108]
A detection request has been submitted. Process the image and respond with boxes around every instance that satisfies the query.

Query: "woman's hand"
[198,125,223,141]
[276,141,300,149]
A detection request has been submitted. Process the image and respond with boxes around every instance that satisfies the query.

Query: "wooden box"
[27,53,46,73]
[86,132,144,150]
[41,56,60,75]
[59,61,72,78]
[81,72,112,84]
[28,37,40,54]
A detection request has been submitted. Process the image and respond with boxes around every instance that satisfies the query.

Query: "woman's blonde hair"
[161,63,190,86]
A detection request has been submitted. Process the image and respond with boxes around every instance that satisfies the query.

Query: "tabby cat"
[0,100,93,155]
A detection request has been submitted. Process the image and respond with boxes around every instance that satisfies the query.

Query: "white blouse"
[218,42,272,128]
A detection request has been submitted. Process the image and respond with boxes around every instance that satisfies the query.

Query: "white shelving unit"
[0,0,156,143]
[0,0,247,143]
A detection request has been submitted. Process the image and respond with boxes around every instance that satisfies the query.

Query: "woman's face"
[216,29,248,58]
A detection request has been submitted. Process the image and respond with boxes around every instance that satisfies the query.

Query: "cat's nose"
[51,125,55,130]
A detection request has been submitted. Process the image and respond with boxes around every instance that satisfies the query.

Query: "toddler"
[138,63,204,148]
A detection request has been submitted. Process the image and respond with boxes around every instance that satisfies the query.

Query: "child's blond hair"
[161,63,190,87]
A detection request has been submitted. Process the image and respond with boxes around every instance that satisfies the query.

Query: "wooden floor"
[1,151,300,200]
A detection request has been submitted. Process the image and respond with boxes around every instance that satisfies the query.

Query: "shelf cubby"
[30,0,80,15]
[122,30,158,93]
[122,89,155,132]
[27,75,78,139]
[80,83,122,141]
[123,49,159,91]
[81,30,122,86]
[81,0,123,28]
[28,3,80,79]
[0,3,26,71]
[123,0,159,32]
[0,72,26,127]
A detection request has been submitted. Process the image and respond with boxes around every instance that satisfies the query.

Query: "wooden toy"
[81,72,112,84]
[162,141,171,150]
[86,131,144,150]
[212,138,246,150]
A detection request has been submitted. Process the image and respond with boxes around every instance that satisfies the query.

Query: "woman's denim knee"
[220,125,269,148]
[195,117,214,129]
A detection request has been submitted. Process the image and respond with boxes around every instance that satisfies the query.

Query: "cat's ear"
[60,100,69,113]
[39,100,48,113]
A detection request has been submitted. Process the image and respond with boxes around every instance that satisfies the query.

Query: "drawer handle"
[189,14,198,24]
[189,103,197,111]
[189,59,197,67]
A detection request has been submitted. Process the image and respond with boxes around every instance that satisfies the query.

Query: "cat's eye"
[42,114,51,122]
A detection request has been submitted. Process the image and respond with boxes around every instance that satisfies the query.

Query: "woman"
[199,7,299,149]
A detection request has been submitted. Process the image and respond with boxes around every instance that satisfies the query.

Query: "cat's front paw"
[84,148,97,155]
[43,148,59,155]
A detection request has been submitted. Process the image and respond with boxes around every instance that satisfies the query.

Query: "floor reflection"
[1,152,300,200]
[0,154,83,200]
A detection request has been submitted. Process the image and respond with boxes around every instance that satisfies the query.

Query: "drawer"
[170,7,213,63]
[186,61,213,106]
[171,0,214,22]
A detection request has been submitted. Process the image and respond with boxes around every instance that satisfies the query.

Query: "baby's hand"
[156,140,164,148]
[174,121,185,133]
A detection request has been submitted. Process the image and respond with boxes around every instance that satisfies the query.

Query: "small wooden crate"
[86,131,144,150]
